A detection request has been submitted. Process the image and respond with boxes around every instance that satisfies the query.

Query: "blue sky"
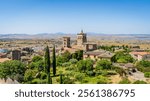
[0,0,150,34]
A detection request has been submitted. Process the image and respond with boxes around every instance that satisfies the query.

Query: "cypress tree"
[44,45,51,84]
[52,44,56,76]
[60,74,63,84]
[50,77,52,84]
[77,50,83,60]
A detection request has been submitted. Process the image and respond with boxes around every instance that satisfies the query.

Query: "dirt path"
[0,78,19,84]
[109,75,122,84]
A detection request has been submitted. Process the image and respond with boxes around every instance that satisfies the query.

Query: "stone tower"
[63,37,71,48]
[12,50,21,60]
[77,30,87,46]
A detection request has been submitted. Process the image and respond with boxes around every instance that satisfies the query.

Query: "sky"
[0,0,150,34]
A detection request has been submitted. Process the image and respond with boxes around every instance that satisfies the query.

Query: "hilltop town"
[0,30,150,84]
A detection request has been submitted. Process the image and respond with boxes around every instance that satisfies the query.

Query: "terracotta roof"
[63,48,78,53]
[130,52,150,56]
[84,52,103,55]
[0,58,11,63]
[98,53,114,58]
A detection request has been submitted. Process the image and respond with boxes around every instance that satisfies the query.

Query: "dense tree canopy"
[71,50,83,60]
[32,56,43,62]
[56,51,72,66]
[77,59,94,72]
[62,51,71,62]
[96,59,112,70]
[111,52,134,63]
[0,60,26,82]
[136,60,150,72]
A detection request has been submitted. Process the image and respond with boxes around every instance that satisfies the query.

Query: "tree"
[133,80,147,84]
[56,51,72,66]
[111,52,134,63]
[144,72,150,78]
[69,59,78,64]
[29,59,44,71]
[62,51,71,62]
[60,74,63,84]
[44,45,51,84]
[71,50,83,61]
[56,56,65,66]
[0,60,26,82]
[32,56,43,62]
[77,50,83,60]
[52,44,56,76]
[24,69,38,82]
[77,60,86,72]
[96,59,112,70]
[136,60,150,72]
[77,59,94,73]
[85,59,94,71]
[72,52,78,59]
[114,66,127,77]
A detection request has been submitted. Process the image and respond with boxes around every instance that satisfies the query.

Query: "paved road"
[130,71,146,81]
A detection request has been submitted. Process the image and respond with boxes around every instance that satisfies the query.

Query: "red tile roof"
[130,52,150,56]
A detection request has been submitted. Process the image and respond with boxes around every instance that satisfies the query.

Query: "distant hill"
[0,33,76,39]
[0,33,150,40]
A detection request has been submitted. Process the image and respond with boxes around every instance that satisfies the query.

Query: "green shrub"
[107,71,117,75]
[69,59,78,64]
[40,79,47,84]
[14,74,24,83]
[96,76,108,84]
[31,79,41,84]
[82,78,89,83]
[133,80,147,84]
[24,69,38,82]
[86,71,95,77]
[65,71,75,77]
[65,65,76,71]
[74,73,85,81]
[32,56,43,62]
[101,70,109,76]
[95,71,102,76]
[114,67,127,77]
[0,60,26,81]
[62,62,71,67]
[63,76,75,84]
[119,78,131,84]
[96,59,112,70]
[144,72,150,78]
[111,52,134,63]
[77,59,94,73]
[136,60,150,72]
[40,72,47,79]
[35,72,41,78]
[56,77,60,83]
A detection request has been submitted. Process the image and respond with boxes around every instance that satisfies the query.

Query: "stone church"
[63,30,97,51]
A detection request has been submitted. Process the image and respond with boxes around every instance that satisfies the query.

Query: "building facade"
[130,52,150,61]
[63,37,71,48]
[77,30,87,46]
[83,51,114,61]
[12,50,21,60]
